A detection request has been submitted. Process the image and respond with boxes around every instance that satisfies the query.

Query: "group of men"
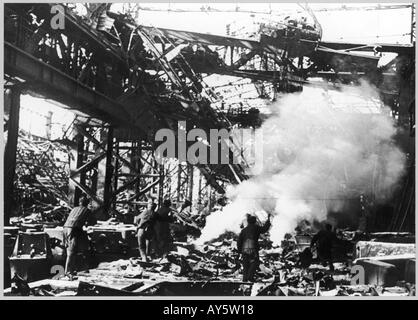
[63,196,338,282]
[62,196,187,274]
[135,198,175,262]
[237,216,337,282]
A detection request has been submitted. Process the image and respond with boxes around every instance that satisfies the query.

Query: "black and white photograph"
[2,2,416,299]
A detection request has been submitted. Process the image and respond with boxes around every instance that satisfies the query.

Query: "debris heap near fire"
[6,227,415,297]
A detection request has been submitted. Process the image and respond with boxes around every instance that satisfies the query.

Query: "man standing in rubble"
[237,213,271,282]
[174,199,192,222]
[135,198,157,262]
[197,200,211,227]
[310,223,337,272]
[153,199,175,259]
[63,196,97,275]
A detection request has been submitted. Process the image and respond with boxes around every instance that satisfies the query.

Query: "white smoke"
[197,83,406,245]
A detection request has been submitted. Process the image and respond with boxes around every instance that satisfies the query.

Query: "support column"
[207,184,213,209]
[197,172,202,205]
[4,87,21,226]
[68,132,85,206]
[188,165,194,202]
[90,158,99,196]
[177,164,182,202]
[134,142,140,196]
[112,141,119,210]
[103,127,114,216]
[45,111,53,140]
[158,163,164,206]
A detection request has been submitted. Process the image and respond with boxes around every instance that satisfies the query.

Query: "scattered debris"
[5,229,415,296]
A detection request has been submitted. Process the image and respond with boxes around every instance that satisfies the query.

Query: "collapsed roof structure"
[3,3,415,296]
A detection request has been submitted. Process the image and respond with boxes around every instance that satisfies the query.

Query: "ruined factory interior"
[2,3,416,297]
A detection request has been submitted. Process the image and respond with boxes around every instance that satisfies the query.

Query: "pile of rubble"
[6,230,415,297]
[10,206,70,228]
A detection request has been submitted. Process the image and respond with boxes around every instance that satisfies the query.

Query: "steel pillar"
[4,87,21,226]
[68,132,85,206]
[112,141,119,210]
[188,165,194,202]
[103,127,114,216]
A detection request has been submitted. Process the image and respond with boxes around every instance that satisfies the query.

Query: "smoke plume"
[197,83,406,245]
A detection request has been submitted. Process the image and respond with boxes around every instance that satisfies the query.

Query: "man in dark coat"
[135,198,157,261]
[310,223,337,271]
[63,197,97,274]
[153,199,175,258]
[237,214,271,282]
